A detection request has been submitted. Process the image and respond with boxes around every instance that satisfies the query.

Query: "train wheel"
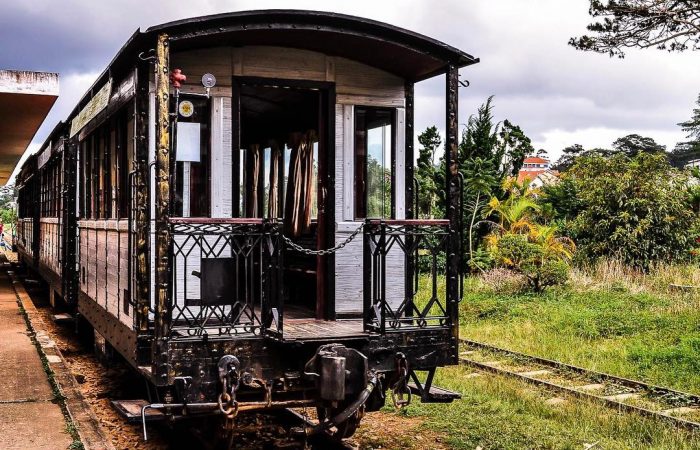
[316,404,364,439]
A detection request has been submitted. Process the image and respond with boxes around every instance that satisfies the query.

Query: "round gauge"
[202,73,217,88]
[178,100,194,118]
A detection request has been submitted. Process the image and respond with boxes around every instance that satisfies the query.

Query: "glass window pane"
[354,107,394,219]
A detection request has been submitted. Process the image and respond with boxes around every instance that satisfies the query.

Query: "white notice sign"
[176,122,201,162]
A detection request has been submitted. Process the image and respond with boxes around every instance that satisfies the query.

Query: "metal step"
[111,399,166,423]
[51,313,74,324]
[408,383,461,403]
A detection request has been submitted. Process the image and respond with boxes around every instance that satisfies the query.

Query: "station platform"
[0,269,73,449]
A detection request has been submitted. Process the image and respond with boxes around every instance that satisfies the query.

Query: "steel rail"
[459,339,700,432]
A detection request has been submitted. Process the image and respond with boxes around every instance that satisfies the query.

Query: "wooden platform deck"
[282,318,366,341]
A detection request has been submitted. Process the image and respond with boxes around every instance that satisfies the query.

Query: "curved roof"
[62,10,479,140]
[147,10,479,82]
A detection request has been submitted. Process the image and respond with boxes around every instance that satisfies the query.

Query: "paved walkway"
[0,271,73,449]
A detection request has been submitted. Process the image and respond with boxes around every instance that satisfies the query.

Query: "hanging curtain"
[268,142,281,219]
[245,144,262,218]
[284,131,316,237]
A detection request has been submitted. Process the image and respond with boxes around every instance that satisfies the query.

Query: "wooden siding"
[78,220,132,328]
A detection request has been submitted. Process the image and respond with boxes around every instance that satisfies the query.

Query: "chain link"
[282,223,364,256]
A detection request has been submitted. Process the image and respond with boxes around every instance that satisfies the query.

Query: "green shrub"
[568,153,698,270]
[491,233,570,292]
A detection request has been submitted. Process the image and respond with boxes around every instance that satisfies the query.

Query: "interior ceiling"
[0,71,58,185]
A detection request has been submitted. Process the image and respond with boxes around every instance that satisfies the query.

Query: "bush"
[491,232,570,292]
[568,153,698,270]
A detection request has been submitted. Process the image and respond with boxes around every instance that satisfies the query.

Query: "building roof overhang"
[0,70,58,184]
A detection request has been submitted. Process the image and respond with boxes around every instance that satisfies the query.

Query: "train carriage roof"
[66,10,479,124]
[15,10,480,185]
[147,10,480,81]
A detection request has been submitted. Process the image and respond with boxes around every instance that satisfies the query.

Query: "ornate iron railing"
[169,218,283,339]
[363,219,453,333]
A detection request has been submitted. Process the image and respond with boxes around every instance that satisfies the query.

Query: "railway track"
[460,339,700,432]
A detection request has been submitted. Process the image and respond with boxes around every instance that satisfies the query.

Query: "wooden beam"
[154,33,172,382]
[134,62,151,337]
[445,64,460,361]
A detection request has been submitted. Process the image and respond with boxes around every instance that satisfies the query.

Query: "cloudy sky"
[2,0,698,176]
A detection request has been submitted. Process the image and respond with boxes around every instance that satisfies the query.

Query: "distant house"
[517,156,559,188]
[685,159,700,169]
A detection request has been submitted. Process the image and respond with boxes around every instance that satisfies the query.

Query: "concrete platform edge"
[7,268,116,450]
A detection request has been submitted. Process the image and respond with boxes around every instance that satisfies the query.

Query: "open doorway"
[234,78,334,320]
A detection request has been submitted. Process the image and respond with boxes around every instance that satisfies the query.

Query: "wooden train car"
[15,10,478,439]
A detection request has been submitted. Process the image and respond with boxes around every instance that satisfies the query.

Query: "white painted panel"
[176,123,201,162]
[395,108,406,220]
[210,96,233,217]
[342,105,354,221]
[334,104,344,224]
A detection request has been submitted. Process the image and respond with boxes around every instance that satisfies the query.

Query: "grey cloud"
[2,0,697,167]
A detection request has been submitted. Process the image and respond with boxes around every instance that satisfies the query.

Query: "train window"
[80,142,87,217]
[92,134,100,218]
[174,96,210,217]
[354,107,395,219]
[118,109,134,219]
[39,160,61,218]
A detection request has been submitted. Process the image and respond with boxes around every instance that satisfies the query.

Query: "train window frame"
[353,106,396,220]
[173,95,211,218]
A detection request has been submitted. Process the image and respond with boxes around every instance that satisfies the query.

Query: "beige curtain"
[284,131,316,237]
[268,142,281,219]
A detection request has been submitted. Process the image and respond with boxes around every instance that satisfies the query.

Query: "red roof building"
[517,157,555,184]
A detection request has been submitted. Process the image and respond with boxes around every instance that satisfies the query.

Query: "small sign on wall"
[176,122,201,162]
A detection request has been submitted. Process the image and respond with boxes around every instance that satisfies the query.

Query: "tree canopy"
[670,93,700,166]
[415,126,442,218]
[612,133,666,156]
[570,0,700,57]
[568,152,696,269]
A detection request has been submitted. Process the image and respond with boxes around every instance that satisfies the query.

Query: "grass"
[393,366,700,449]
[397,262,700,448]
[459,262,700,393]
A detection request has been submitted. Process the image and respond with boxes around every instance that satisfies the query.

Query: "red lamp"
[170,69,186,89]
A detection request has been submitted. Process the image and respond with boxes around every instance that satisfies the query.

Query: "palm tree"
[463,157,498,265]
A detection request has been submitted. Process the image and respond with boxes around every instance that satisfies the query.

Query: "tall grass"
[460,260,700,393]
[570,258,700,299]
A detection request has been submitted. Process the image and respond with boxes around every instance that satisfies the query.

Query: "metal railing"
[169,218,283,339]
[363,219,453,333]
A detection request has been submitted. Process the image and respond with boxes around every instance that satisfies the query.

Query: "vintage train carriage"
[16,121,77,307]
[15,10,478,437]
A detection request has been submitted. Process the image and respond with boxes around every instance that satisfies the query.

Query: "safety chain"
[218,357,241,419]
[390,352,411,409]
[282,223,364,256]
